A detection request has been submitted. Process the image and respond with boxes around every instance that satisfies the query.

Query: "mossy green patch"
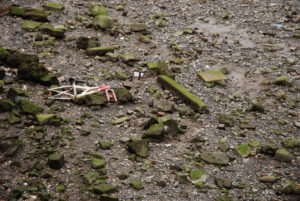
[86,46,116,56]
[130,181,144,190]
[10,6,26,16]
[198,70,227,82]
[91,157,106,169]
[157,75,207,112]
[22,21,42,31]
[235,143,250,157]
[35,113,55,124]
[90,5,107,16]
[44,3,65,11]
[20,99,44,114]
[189,169,205,181]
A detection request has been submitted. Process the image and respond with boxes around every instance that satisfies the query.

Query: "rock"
[8,111,21,124]
[273,76,292,86]
[40,74,59,86]
[215,176,232,188]
[154,100,175,112]
[282,137,299,148]
[249,103,265,113]
[157,75,207,113]
[92,15,112,30]
[86,46,116,56]
[100,194,119,201]
[76,36,100,49]
[6,88,28,100]
[259,175,277,183]
[83,92,108,106]
[93,184,118,194]
[198,70,227,83]
[127,138,149,158]
[155,19,167,27]
[235,144,251,157]
[130,23,147,32]
[22,21,42,31]
[110,116,129,125]
[0,67,5,79]
[20,99,44,114]
[189,169,205,181]
[43,3,65,11]
[10,6,26,17]
[143,123,165,139]
[20,8,49,22]
[106,52,119,62]
[176,173,189,184]
[157,61,173,78]
[115,71,128,80]
[249,140,261,147]
[48,152,64,169]
[55,184,66,192]
[200,152,229,165]
[98,141,114,150]
[91,157,106,169]
[90,5,106,16]
[83,171,97,184]
[114,88,133,103]
[6,53,39,68]
[119,53,140,65]
[274,148,292,163]
[130,180,144,190]
[261,144,277,155]
[18,62,49,83]
[35,113,55,124]
[0,99,15,112]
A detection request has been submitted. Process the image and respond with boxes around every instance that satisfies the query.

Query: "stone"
[197,70,227,82]
[154,100,175,112]
[100,194,119,201]
[200,152,229,165]
[76,36,100,50]
[86,46,116,56]
[189,169,205,181]
[155,19,167,27]
[235,144,251,157]
[10,6,26,16]
[22,21,42,31]
[0,99,15,112]
[110,116,129,125]
[48,152,64,169]
[114,88,133,103]
[91,157,106,169]
[130,181,144,190]
[35,113,55,124]
[157,61,173,77]
[98,141,114,150]
[215,176,232,188]
[93,184,118,194]
[157,75,207,113]
[127,138,149,158]
[84,92,108,106]
[274,148,292,163]
[282,137,299,148]
[274,76,292,86]
[18,62,49,83]
[115,71,128,80]
[259,175,277,183]
[130,23,147,32]
[43,3,65,11]
[6,88,28,100]
[90,5,107,16]
[83,172,97,184]
[119,53,140,65]
[20,99,44,114]
[8,111,21,124]
[40,74,59,86]
[249,140,261,147]
[24,8,49,22]
[176,173,189,184]
[143,123,165,139]
[250,103,265,113]
[6,53,39,68]
[106,52,119,62]
[55,184,66,192]
[92,15,112,30]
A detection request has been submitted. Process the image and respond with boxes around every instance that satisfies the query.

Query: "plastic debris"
[271,24,283,29]
[48,83,118,103]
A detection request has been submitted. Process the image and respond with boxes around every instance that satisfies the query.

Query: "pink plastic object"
[99,85,118,103]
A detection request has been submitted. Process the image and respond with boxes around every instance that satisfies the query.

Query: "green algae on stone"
[76,36,100,49]
[198,70,227,83]
[189,169,205,181]
[92,15,112,30]
[48,152,64,169]
[114,88,133,103]
[6,88,28,100]
[127,138,149,158]
[235,144,250,157]
[44,3,65,11]
[274,148,292,163]
[93,184,118,194]
[83,172,97,184]
[157,75,207,113]
[86,46,116,56]
[90,5,107,16]
[130,23,147,32]
[282,137,299,148]
[20,99,44,114]
[22,21,42,31]
[143,123,165,139]
[10,6,26,16]
[91,157,106,169]
[110,116,129,125]
[130,181,144,190]
[35,113,55,124]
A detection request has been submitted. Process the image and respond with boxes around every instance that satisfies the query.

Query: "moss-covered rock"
[119,53,140,65]
[143,123,165,139]
[24,8,49,22]
[157,75,207,113]
[282,137,299,148]
[40,74,59,86]
[274,76,292,86]
[218,114,234,127]
[83,92,108,106]
[6,53,39,68]
[235,144,251,158]
[91,157,106,169]
[76,36,100,49]
[6,88,29,100]
[43,3,65,11]
[22,21,42,31]
[0,99,16,112]
[98,141,114,150]
[8,110,21,124]
[0,47,10,65]
[18,62,49,83]
[274,148,292,162]
[93,184,118,194]
[19,99,44,114]
[114,88,133,103]
[48,152,64,169]
[90,5,107,16]
[130,23,147,32]
[35,113,55,124]
[115,71,128,80]
[0,80,4,93]
[189,169,205,181]
[130,181,144,190]
[127,138,149,158]
[200,152,229,165]
[86,46,116,56]
[10,6,26,16]
[92,15,112,30]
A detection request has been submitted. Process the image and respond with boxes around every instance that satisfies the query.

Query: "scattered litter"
[134,71,144,78]
[48,83,118,103]
[271,24,283,29]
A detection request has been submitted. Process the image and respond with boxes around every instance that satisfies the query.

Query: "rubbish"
[48,83,118,103]
[133,72,144,78]
[271,24,283,29]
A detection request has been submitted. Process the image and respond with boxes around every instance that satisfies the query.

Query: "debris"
[271,24,283,29]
